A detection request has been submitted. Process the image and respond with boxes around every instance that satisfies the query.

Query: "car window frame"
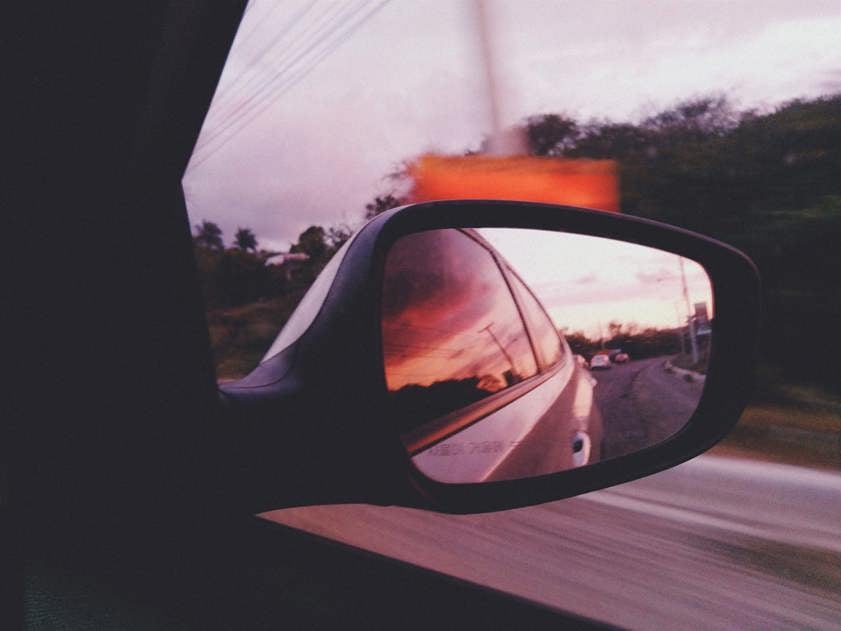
[497,260,568,373]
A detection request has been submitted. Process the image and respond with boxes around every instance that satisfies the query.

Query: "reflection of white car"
[381,228,603,483]
[590,354,611,370]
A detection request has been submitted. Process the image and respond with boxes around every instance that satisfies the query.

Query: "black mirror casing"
[221,200,760,514]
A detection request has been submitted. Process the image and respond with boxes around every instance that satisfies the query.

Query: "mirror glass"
[381,228,713,484]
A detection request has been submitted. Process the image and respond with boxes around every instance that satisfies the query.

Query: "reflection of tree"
[390,376,500,432]
[477,374,505,392]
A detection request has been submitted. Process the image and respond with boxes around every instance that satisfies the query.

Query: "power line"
[190,1,367,165]
[207,1,342,125]
[189,0,391,170]
[193,1,355,156]
[193,0,377,163]
[208,0,315,114]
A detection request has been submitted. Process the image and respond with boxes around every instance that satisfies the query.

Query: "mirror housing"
[221,200,760,514]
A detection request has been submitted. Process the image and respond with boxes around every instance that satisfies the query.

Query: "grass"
[208,287,308,380]
[712,383,841,469]
[671,350,710,374]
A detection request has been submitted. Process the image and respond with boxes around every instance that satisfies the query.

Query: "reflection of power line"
[479,322,515,374]
[382,340,468,355]
[384,352,457,360]
[384,322,459,335]
[383,341,462,351]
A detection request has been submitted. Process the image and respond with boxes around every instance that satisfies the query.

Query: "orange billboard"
[407,154,619,212]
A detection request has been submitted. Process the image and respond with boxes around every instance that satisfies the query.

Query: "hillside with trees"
[370,93,841,396]
[193,221,350,377]
[198,94,840,398]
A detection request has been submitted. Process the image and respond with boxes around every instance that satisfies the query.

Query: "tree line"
[197,93,840,392]
[368,93,841,393]
[192,221,350,308]
[564,322,683,363]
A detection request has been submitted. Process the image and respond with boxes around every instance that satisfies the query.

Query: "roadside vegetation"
[197,93,840,466]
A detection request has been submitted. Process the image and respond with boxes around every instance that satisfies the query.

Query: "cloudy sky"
[183,0,840,253]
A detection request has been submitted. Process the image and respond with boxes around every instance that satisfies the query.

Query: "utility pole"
[678,256,699,364]
[475,0,501,143]
[473,0,526,155]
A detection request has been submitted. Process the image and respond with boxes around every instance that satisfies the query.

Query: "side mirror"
[221,201,759,514]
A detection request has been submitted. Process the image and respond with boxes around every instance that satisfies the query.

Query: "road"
[264,455,841,630]
[594,356,704,460]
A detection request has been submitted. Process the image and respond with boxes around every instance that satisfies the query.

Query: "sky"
[183,0,841,253]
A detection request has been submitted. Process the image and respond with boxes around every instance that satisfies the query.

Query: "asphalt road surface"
[594,356,704,460]
[265,455,841,630]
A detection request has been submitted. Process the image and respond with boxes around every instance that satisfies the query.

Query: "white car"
[590,354,612,370]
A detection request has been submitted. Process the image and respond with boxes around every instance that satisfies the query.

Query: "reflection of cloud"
[533,263,712,337]
[538,281,665,309]
[636,267,677,285]
[575,273,598,285]
[382,230,538,390]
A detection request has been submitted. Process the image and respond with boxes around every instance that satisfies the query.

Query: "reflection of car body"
[381,228,604,483]
[590,354,612,370]
[614,352,630,363]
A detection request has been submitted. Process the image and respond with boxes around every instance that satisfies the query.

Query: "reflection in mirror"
[381,228,713,484]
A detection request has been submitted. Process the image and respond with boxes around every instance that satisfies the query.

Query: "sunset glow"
[408,154,620,211]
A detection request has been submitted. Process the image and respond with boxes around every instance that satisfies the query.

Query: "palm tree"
[234,227,257,252]
[193,220,224,250]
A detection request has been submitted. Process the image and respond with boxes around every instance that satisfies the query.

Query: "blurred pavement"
[265,455,841,630]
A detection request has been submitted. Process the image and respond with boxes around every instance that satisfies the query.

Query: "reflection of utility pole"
[479,323,515,372]
[678,257,699,364]
[598,322,606,349]
[674,302,686,354]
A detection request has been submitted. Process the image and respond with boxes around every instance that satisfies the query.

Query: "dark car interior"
[8,2,619,628]
[8,2,767,629]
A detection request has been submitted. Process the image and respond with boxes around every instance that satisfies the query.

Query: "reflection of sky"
[383,230,536,390]
[481,228,712,338]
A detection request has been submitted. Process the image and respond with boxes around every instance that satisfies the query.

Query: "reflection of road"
[594,356,703,460]
[265,455,841,630]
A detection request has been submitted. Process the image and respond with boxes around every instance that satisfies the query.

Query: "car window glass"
[506,269,564,368]
[381,229,537,430]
